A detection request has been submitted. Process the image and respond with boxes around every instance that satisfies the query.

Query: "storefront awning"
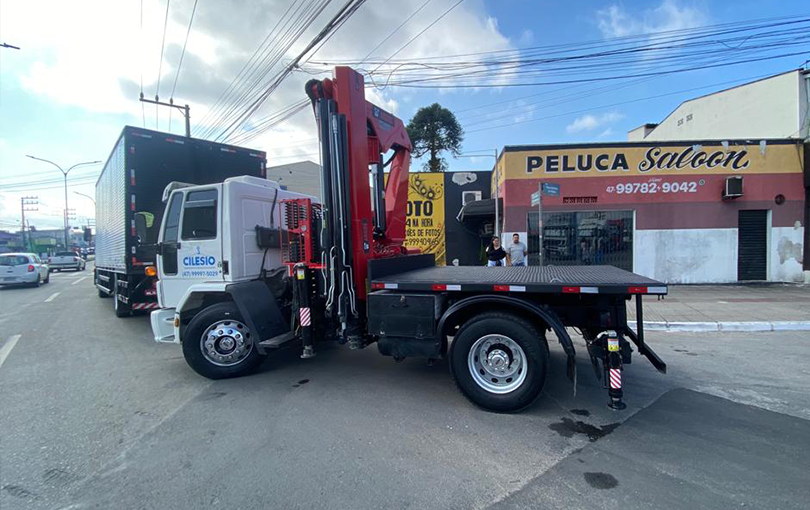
[457,198,502,222]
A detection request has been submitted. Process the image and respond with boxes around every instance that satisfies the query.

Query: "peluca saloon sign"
[525,145,751,175]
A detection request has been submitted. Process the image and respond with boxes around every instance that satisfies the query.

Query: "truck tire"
[113,275,132,317]
[182,303,264,380]
[98,288,110,298]
[449,312,549,413]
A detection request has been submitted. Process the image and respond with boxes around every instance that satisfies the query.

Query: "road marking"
[72,276,89,285]
[0,334,22,368]
[44,292,60,302]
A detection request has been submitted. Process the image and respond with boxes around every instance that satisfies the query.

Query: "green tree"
[406,103,464,172]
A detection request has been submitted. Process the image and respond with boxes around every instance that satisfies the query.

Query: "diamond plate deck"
[372,265,667,295]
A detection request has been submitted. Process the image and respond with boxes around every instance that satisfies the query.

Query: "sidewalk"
[627,284,810,331]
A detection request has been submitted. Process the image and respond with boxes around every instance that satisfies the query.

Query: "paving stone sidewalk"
[626,283,810,323]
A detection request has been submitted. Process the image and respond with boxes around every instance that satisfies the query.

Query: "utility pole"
[25,156,101,250]
[139,93,191,137]
[20,196,38,251]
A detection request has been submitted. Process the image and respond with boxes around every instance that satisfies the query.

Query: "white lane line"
[72,276,89,285]
[44,292,61,302]
[0,334,22,368]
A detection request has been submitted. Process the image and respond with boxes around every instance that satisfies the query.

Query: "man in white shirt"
[507,233,527,267]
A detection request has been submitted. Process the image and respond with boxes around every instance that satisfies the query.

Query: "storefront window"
[527,210,633,271]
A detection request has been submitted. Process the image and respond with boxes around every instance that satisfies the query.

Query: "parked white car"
[48,251,86,272]
[0,253,50,287]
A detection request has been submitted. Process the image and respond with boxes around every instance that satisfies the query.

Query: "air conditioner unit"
[462,190,482,206]
[723,176,743,199]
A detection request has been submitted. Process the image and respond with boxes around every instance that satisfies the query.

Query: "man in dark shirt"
[485,236,507,266]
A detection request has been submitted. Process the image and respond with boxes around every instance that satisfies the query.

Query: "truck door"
[158,188,224,307]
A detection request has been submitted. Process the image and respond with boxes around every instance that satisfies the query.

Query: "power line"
[369,0,465,77]
[155,0,172,129]
[140,0,146,128]
[359,0,434,64]
[217,0,368,143]
[464,70,794,134]
[197,0,334,140]
[169,0,199,132]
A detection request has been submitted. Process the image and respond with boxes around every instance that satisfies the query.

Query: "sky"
[1,0,808,230]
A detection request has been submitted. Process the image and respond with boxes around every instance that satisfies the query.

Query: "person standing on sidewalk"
[485,236,507,267]
[506,233,527,267]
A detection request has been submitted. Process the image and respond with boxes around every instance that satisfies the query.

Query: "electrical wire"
[198,0,336,140]
[369,0,465,77]
[359,0,434,64]
[140,0,146,128]
[169,0,199,132]
[217,0,368,144]
[155,0,172,128]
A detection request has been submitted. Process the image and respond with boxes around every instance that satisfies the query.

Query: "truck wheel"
[98,288,110,298]
[182,303,263,380]
[449,312,548,413]
[113,276,131,317]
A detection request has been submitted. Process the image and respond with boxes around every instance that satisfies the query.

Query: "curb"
[632,321,810,332]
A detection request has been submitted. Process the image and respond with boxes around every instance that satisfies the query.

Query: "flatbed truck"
[149,68,667,412]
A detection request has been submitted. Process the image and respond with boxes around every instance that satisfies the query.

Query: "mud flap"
[226,280,289,354]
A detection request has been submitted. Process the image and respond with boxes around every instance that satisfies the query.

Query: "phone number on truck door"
[606,180,705,194]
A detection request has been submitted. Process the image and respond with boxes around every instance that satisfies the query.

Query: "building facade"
[628,69,810,142]
[494,139,806,283]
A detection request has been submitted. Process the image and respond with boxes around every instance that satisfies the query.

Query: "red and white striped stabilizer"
[131,302,160,310]
[609,368,622,389]
[299,307,311,327]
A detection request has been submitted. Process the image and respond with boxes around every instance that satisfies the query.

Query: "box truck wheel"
[449,312,548,413]
[182,303,264,380]
[114,275,131,317]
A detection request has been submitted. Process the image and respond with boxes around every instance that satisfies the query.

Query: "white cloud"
[566,112,624,133]
[0,0,516,228]
[598,128,615,138]
[596,1,708,38]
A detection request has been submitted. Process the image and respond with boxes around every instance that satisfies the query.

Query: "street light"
[455,149,500,237]
[73,191,96,205]
[26,155,101,249]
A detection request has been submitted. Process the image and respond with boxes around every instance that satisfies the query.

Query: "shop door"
[737,210,767,281]
[527,210,633,271]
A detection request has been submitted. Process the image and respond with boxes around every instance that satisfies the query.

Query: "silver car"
[0,253,51,287]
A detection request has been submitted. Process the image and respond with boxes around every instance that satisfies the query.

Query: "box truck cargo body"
[95,126,266,316]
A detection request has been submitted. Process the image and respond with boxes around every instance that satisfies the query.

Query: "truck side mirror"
[134,213,148,244]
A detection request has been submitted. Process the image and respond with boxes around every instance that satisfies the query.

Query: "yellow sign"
[499,141,803,180]
[405,173,445,265]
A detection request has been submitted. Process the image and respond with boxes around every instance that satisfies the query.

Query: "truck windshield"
[182,189,218,240]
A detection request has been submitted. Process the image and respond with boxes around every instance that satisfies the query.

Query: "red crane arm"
[305,67,412,300]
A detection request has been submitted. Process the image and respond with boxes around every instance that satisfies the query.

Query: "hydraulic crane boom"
[305,67,412,333]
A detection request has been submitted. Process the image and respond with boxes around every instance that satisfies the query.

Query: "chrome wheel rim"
[467,334,527,394]
[201,319,252,367]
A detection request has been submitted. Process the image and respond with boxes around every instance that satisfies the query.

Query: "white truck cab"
[149,175,314,344]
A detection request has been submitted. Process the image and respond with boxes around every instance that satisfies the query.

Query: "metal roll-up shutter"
[737,210,767,281]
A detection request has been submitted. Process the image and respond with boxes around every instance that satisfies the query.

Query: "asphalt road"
[1,269,808,510]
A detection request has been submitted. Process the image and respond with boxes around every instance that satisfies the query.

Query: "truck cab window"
[182,189,218,240]
[163,192,184,243]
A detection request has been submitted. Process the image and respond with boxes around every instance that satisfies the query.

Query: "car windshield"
[56,252,75,257]
[0,255,29,266]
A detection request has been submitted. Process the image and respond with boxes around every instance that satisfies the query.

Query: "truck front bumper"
[150,308,179,344]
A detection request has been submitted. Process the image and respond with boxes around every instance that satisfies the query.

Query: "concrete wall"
[642,71,806,141]
[634,225,805,284]
[265,161,322,199]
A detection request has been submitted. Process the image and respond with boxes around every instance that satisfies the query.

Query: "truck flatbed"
[371,264,667,295]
